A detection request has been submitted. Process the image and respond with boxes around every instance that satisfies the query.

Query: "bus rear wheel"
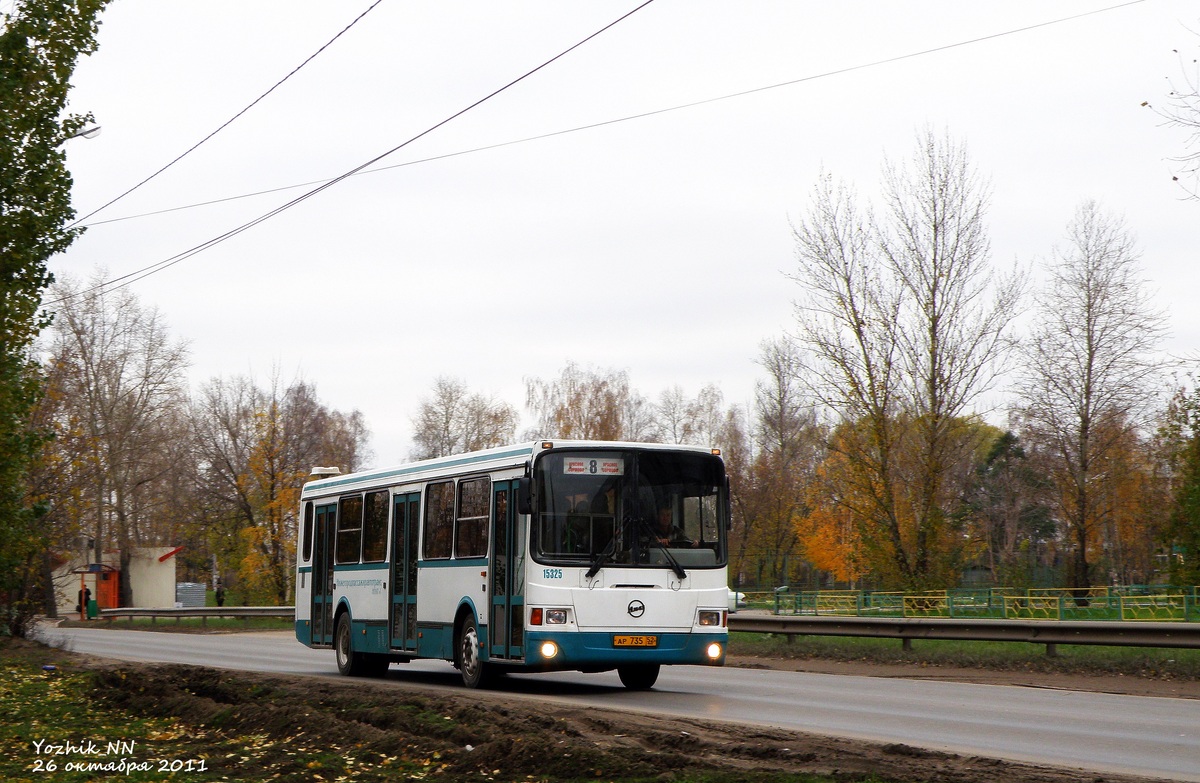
[335,614,388,677]
[617,663,660,690]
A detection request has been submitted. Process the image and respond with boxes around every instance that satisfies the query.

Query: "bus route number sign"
[564,458,624,476]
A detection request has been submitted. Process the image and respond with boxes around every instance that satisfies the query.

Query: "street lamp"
[61,125,101,144]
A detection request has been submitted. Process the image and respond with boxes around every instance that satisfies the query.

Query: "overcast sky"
[53,0,1199,467]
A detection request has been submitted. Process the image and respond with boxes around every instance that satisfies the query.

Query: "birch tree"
[524,362,654,441]
[410,376,517,459]
[654,383,735,448]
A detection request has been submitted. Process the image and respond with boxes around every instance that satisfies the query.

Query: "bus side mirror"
[516,477,533,516]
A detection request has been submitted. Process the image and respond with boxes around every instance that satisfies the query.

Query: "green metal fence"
[762,585,1200,622]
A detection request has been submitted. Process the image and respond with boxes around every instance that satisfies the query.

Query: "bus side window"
[301,502,313,562]
[362,490,389,562]
[336,494,364,564]
[456,477,490,558]
[423,481,454,559]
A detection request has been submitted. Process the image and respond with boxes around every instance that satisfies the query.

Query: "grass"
[0,640,450,782]
[0,640,357,782]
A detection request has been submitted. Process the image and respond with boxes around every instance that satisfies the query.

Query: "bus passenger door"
[490,480,525,660]
[310,503,336,646]
[390,492,420,652]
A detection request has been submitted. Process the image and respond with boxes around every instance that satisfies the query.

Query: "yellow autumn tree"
[236,402,305,605]
[193,374,369,606]
[802,416,988,590]
[797,489,865,585]
[799,423,912,589]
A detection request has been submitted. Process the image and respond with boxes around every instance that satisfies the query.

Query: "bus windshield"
[531,448,727,569]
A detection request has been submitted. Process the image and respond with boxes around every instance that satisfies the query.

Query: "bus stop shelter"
[70,563,119,620]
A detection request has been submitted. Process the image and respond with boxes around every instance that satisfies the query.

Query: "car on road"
[727,589,746,612]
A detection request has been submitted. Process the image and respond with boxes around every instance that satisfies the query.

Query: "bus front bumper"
[523,630,726,670]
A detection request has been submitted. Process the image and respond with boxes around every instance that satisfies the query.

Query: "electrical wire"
[78,0,1147,231]
[66,0,387,228]
[48,0,658,304]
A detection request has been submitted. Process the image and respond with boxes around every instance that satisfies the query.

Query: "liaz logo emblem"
[627,600,645,618]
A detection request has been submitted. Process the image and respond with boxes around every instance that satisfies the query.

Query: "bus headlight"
[706,642,723,660]
[540,641,559,659]
[545,609,568,624]
[697,610,722,627]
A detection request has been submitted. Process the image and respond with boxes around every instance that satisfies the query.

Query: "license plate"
[613,634,658,647]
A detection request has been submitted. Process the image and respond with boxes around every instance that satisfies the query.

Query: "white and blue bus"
[294,440,730,689]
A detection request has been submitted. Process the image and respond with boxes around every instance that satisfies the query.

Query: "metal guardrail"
[94,606,1200,653]
[97,607,293,625]
[727,613,1200,651]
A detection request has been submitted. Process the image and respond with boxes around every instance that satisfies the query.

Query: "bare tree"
[655,386,691,444]
[410,376,518,459]
[738,338,824,589]
[45,272,191,605]
[652,382,753,587]
[1017,201,1166,589]
[790,129,1024,588]
[192,374,258,537]
[1145,28,1200,198]
[654,383,732,447]
[524,362,654,441]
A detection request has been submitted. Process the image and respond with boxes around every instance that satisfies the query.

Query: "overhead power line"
[67,0,387,228]
[79,0,1147,231]
[49,0,658,304]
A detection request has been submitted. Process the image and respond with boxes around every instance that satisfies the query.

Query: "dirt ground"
[42,638,1193,783]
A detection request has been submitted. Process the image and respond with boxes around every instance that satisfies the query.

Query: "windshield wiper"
[584,550,609,580]
[585,521,622,579]
[586,511,691,580]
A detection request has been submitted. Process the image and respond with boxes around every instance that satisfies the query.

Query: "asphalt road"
[41,625,1200,781]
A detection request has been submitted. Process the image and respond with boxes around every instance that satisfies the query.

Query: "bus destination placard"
[563,458,624,476]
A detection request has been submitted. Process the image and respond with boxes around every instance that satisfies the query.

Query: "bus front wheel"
[617,663,660,690]
[456,615,493,688]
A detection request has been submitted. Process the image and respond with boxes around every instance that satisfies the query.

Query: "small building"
[51,546,184,616]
